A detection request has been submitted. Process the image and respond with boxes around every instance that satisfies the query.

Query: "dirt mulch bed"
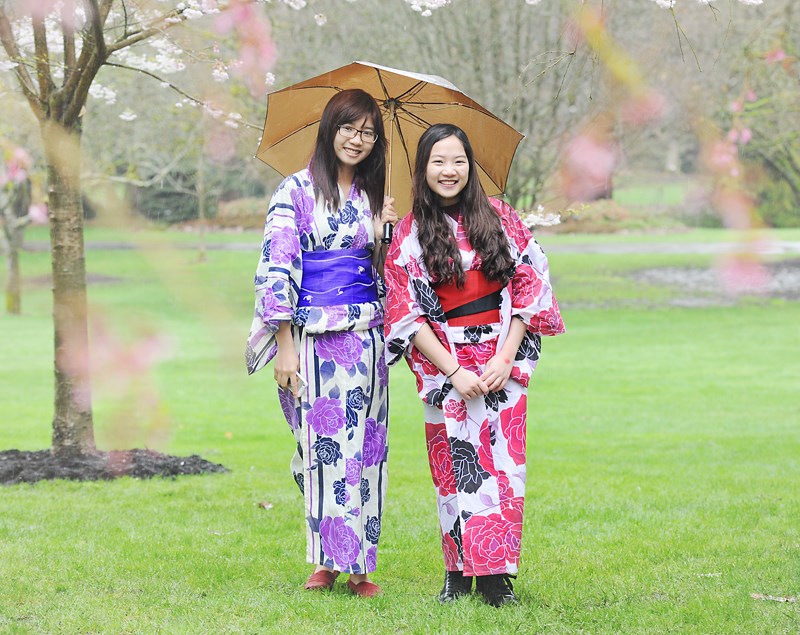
[0,448,227,486]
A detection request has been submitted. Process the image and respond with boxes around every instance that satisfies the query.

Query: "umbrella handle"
[381,107,396,245]
[381,222,393,244]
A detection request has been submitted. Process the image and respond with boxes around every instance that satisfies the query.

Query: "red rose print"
[463,513,508,574]
[426,425,456,496]
[419,354,440,379]
[503,517,523,564]
[533,305,565,336]
[509,364,531,388]
[477,421,498,477]
[496,472,512,501]
[444,399,467,422]
[406,256,423,279]
[492,198,532,250]
[500,395,527,466]
[512,264,543,309]
[501,495,524,524]
[442,532,460,570]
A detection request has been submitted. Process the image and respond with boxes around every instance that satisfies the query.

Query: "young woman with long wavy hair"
[384,123,564,607]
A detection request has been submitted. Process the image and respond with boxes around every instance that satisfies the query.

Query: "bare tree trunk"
[43,121,96,456]
[5,248,20,314]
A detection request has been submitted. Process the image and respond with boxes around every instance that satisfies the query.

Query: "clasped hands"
[449,354,513,400]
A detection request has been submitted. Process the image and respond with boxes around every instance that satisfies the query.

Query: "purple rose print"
[324,305,348,329]
[347,387,365,410]
[365,516,381,544]
[271,226,300,264]
[319,516,360,568]
[307,396,345,436]
[376,356,389,388]
[311,437,342,466]
[345,458,361,486]
[366,545,377,571]
[259,290,280,320]
[315,331,362,368]
[291,188,315,235]
[278,387,299,430]
[333,478,350,506]
[362,417,387,467]
[352,222,369,249]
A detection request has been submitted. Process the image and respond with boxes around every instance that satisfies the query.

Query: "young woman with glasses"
[246,89,397,597]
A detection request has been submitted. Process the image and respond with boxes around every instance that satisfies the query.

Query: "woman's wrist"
[445,365,461,378]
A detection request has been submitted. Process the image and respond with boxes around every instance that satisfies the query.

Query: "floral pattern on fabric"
[246,169,384,376]
[247,169,389,574]
[383,198,563,576]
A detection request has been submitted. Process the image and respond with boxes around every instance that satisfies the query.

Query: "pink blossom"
[713,189,754,230]
[28,203,49,225]
[764,49,786,64]
[621,90,666,126]
[214,0,276,97]
[729,100,743,113]
[716,253,769,296]
[746,89,757,102]
[558,133,618,202]
[738,128,752,144]
[704,140,738,175]
[3,147,32,184]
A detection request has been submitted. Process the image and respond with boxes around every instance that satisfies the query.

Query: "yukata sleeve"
[493,198,565,337]
[382,215,431,366]
[245,177,304,375]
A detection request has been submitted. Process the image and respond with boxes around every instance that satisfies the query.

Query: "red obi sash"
[434,270,504,327]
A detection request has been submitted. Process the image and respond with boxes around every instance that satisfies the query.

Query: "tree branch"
[103,62,264,131]
[84,0,107,61]
[62,4,77,86]
[0,8,43,118]
[106,8,184,54]
[32,12,53,105]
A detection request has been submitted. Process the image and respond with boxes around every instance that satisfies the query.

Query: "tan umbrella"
[255,60,524,237]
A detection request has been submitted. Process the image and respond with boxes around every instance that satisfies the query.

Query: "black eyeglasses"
[337,125,378,144]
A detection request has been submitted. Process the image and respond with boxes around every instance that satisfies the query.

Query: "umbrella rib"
[261,119,321,151]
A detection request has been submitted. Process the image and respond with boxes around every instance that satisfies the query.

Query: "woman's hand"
[450,366,489,400]
[480,354,514,392]
[274,322,302,398]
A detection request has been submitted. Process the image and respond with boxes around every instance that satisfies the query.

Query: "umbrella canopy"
[255,60,524,216]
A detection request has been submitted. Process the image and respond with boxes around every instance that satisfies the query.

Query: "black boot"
[438,570,473,603]
[475,574,518,607]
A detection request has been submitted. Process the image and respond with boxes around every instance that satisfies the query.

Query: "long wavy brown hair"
[308,89,386,214]
[411,123,513,286]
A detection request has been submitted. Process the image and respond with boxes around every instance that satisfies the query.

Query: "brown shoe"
[346,578,381,597]
[304,569,339,591]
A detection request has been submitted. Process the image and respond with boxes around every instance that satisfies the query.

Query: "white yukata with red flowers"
[246,169,389,575]
[384,198,564,576]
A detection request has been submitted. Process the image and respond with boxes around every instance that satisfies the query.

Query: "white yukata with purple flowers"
[246,168,389,575]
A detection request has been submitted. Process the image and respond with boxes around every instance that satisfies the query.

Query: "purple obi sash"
[297,248,378,307]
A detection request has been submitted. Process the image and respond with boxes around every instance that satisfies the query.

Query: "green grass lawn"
[1,228,799,634]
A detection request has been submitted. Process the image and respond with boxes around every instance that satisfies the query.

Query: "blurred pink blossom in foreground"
[1,147,32,185]
[716,252,769,296]
[620,90,666,126]
[60,314,174,417]
[214,0,277,97]
[558,132,618,202]
[28,203,49,224]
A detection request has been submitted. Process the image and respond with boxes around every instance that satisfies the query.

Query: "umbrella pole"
[381,104,396,245]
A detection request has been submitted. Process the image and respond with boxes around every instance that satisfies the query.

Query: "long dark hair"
[308,89,386,214]
[411,123,513,286]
